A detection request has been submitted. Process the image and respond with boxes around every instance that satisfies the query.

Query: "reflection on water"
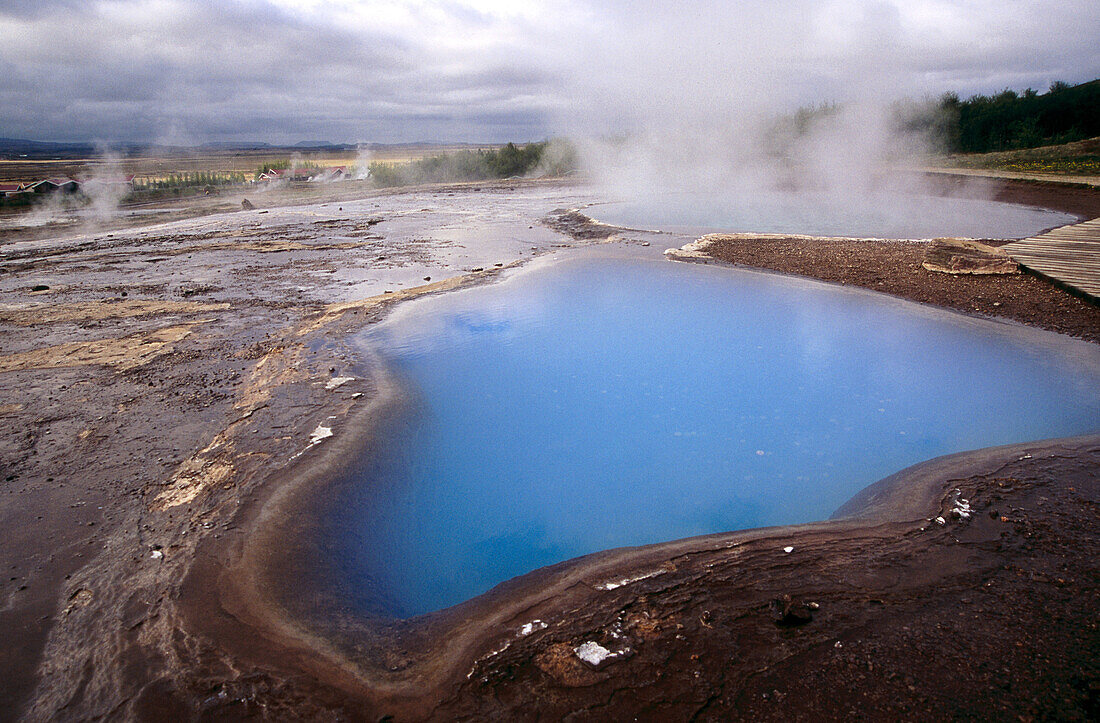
[338,253,1100,617]
[590,191,1075,238]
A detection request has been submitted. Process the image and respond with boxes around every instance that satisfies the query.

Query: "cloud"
[0,0,1096,144]
[0,0,565,143]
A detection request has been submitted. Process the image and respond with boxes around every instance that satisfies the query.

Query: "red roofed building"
[28,178,80,194]
[259,166,348,183]
[258,168,289,182]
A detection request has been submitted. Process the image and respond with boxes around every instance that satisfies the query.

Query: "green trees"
[367,141,576,187]
[943,79,1099,153]
[256,160,290,178]
[135,171,248,191]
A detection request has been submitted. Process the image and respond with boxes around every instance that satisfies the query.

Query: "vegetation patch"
[368,140,576,187]
[939,79,1099,154]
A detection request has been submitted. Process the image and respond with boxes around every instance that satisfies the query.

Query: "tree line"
[939,78,1099,153]
[368,141,576,187]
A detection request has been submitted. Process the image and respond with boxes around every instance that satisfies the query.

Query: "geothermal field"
[2,1,1100,721]
[1,166,1098,721]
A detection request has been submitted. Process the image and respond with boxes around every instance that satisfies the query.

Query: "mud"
[0,176,1097,721]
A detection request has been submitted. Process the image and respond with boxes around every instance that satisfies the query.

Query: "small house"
[29,177,80,194]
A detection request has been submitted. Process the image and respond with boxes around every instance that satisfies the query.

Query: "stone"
[772,594,814,627]
[241,198,254,210]
[922,238,1019,275]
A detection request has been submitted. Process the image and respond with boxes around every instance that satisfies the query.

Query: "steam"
[22,191,74,229]
[16,146,133,229]
[79,149,130,223]
[353,144,373,180]
[552,2,972,214]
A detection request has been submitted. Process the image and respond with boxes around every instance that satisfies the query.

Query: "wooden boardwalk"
[1001,217,1100,303]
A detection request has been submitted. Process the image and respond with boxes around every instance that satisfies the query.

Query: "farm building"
[257,168,286,182]
[28,178,80,194]
[309,166,347,182]
[258,166,349,183]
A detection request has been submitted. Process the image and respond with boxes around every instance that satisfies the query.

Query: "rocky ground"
[0,175,1097,721]
[678,234,1100,344]
[0,179,598,721]
[433,435,1100,722]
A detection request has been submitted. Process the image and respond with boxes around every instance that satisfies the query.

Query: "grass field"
[0,144,499,185]
[944,136,1100,177]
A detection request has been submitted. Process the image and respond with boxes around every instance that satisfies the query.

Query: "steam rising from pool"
[336,252,1100,617]
[590,191,1075,239]
[552,4,1030,233]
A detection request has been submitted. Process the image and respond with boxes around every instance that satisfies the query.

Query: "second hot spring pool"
[589,191,1075,238]
[328,251,1100,618]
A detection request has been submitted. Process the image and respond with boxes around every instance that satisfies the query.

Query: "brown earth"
[430,436,1100,721]
[926,171,1100,218]
[0,175,1097,722]
[658,172,1100,346]
[680,234,1100,344]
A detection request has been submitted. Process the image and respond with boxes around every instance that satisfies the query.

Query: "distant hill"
[0,137,100,158]
[0,137,499,160]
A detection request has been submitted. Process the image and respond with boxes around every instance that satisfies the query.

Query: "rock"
[772,594,814,627]
[535,643,607,687]
[922,238,1019,275]
[543,209,618,240]
[30,284,49,292]
[573,640,633,670]
[178,282,218,297]
[574,641,613,667]
[241,198,254,210]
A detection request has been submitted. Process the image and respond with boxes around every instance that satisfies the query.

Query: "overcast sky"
[0,0,1097,145]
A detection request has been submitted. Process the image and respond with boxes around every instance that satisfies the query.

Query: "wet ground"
[0,176,1097,721]
[0,179,620,720]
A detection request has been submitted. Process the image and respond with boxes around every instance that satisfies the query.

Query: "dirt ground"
[679,234,1100,344]
[0,175,1097,721]
[431,435,1100,721]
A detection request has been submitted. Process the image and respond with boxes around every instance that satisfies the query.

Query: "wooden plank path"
[1001,217,1100,303]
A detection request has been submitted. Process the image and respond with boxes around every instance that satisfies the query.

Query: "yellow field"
[945,136,1100,178]
[0,144,500,185]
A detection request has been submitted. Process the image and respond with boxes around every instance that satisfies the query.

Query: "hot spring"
[589,191,1075,238]
[330,249,1100,618]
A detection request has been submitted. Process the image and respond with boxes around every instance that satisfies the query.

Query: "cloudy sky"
[0,0,1097,145]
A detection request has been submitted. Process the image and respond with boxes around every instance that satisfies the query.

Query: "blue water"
[341,252,1100,617]
[591,192,1075,238]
